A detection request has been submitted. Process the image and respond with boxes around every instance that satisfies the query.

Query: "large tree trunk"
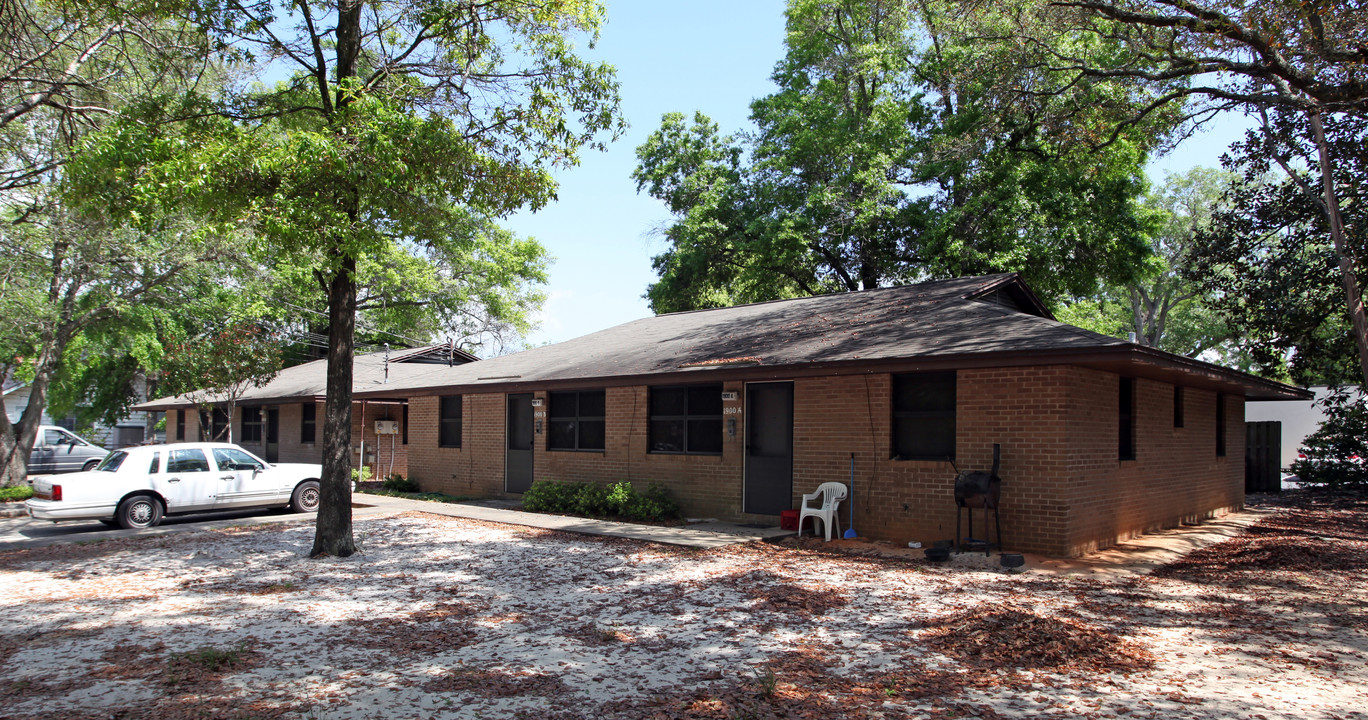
[0,373,49,486]
[311,254,357,558]
[0,315,73,486]
[308,0,364,558]
[1309,113,1368,388]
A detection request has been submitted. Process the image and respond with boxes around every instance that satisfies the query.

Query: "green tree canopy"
[1015,0,1368,385]
[634,0,1174,314]
[1185,110,1366,386]
[1058,167,1238,358]
[77,0,624,555]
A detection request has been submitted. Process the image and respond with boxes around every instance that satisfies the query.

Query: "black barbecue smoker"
[954,443,1003,555]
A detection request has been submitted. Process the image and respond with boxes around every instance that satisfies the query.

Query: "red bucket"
[779,509,800,531]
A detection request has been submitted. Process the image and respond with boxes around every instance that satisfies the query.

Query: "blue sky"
[508,1,1252,347]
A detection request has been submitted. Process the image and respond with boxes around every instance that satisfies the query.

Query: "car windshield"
[94,451,127,472]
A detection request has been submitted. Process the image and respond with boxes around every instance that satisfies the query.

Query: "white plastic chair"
[798,482,848,541]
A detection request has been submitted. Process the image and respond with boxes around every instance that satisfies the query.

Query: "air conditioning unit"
[374,420,399,435]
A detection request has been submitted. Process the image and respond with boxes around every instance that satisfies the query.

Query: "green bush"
[522,480,680,521]
[350,466,372,483]
[1291,386,1368,488]
[522,480,581,513]
[382,473,419,492]
[626,483,681,521]
[0,485,35,502]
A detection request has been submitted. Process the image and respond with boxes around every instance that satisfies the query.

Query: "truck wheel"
[291,481,321,513]
[116,496,163,529]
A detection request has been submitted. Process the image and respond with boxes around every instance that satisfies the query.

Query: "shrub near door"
[521,480,680,522]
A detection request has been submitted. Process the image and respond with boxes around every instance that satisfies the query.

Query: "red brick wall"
[400,366,1246,557]
[406,393,506,498]
[534,383,751,521]
[273,402,321,465]
[353,402,407,480]
[785,369,1074,555]
[1063,367,1244,555]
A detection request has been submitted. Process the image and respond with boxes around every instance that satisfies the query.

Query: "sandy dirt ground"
[0,492,1365,720]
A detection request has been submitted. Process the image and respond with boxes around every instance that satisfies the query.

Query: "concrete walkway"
[362,494,790,549]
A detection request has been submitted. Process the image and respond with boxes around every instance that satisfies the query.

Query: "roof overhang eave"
[352,345,1312,401]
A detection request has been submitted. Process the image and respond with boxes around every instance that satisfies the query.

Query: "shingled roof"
[352,274,1307,401]
[135,343,477,411]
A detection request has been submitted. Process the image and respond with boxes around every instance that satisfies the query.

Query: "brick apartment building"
[144,274,1308,556]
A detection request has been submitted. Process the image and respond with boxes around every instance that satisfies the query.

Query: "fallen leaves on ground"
[917,603,1156,674]
[1,490,1365,719]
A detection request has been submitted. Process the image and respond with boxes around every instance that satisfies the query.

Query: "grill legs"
[955,504,1001,556]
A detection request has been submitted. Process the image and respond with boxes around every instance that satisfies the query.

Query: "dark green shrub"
[522,480,581,513]
[0,485,34,502]
[382,473,420,493]
[575,483,614,516]
[521,480,681,521]
[1291,387,1368,488]
[625,483,681,520]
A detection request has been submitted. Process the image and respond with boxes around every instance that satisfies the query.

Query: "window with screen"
[175,410,185,442]
[439,395,462,448]
[892,372,957,461]
[548,390,606,451]
[301,403,316,443]
[201,408,229,441]
[648,384,722,454]
[1119,377,1136,461]
[1173,386,1185,428]
[241,407,263,442]
[1216,393,1227,457]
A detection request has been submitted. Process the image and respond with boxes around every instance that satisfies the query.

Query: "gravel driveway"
[1,492,1364,720]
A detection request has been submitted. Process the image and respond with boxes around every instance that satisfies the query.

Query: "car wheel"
[291,481,321,513]
[116,495,163,530]
[82,459,100,472]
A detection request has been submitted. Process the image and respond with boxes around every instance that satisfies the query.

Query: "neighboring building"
[137,344,477,479]
[1246,386,1363,469]
[4,374,161,449]
[138,274,1309,557]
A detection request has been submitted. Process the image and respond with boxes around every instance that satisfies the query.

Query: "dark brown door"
[506,394,535,493]
[265,407,279,463]
[744,382,793,515]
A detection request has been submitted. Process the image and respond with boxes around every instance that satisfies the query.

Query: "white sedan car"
[26,443,323,529]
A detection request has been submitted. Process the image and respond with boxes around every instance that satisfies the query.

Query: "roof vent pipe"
[1127,332,1137,343]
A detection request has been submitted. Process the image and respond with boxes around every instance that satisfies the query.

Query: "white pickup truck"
[27,442,323,529]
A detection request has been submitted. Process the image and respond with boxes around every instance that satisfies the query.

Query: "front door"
[506,393,535,493]
[744,382,793,515]
[265,407,279,463]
